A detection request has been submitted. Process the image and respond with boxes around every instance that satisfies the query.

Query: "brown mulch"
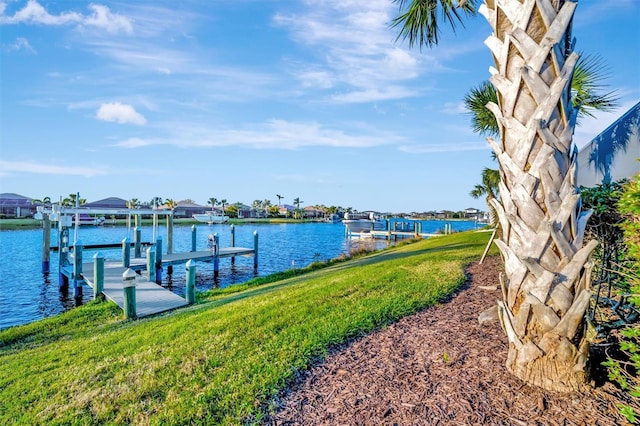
[266,256,634,425]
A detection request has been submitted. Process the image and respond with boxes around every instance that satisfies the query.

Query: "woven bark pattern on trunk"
[480,0,596,391]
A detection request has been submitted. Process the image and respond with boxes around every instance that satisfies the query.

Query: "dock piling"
[42,213,50,273]
[73,240,83,298]
[213,233,220,276]
[254,231,259,269]
[146,246,156,283]
[122,268,137,319]
[122,237,131,268]
[155,236,163,284]
[93,252,104,299]
[185,260,196,304]
[167,215,173,255]
[230,225,235,247]
[191,225,197,252]
[134,227,141,258]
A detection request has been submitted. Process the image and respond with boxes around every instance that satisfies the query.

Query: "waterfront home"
[0,193,37,218]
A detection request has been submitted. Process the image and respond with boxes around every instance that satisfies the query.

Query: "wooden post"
[42,213,50,273]
[185,259,196,304]
[146,246,156,283]
[155,235,163,284]
[93,252,104,299]
[73,240,83,298]
[134,213,139,228]
[253,230,259,269]
[213,233,220,276]
[230,225,235,264]
[122,268,137,319]
[58,224,70,290]
[134,227,141,258]
[167,215,173,255]
[122,237,131,268]
[191,225,197,252]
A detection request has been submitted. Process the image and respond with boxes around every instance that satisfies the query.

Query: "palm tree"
[127,198,140,209]
[61,193,86,207]
[150,196,163,208]
[276,194,284,206]
[31,196,51,206]
[220,199,227,213]
[207,197,218,212]
[469,167,500,227]
[293,197,303,219]
[394,0,597,391]
[164,198,177,211]
[465,54,619,228]
[464,54,619,138]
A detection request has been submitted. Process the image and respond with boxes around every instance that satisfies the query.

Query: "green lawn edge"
[0,231,495,425]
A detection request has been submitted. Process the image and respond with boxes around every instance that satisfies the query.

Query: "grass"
[0,231,493,425]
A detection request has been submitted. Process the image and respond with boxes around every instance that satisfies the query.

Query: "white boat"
[192,211,229,224]
[343,212,386,234]
[72,213,105,226]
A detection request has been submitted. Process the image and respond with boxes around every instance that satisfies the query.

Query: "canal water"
[0,220,478,330]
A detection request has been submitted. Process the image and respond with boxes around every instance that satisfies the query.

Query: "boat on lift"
[192,211,230,224]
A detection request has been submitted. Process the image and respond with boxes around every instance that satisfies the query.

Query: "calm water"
[0,220,478,330]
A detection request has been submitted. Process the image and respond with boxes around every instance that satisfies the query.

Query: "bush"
[603,172,640,423]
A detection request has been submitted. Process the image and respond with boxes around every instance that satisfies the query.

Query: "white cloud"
[83,4,133,34]
[274,0,426,103]
[0,0,132,34]
[112,137,152,148]
[96,102,147,125]
[0,0,81,25]
[0,160,107,177]
[4,36,35,53]
[112,119,400,150]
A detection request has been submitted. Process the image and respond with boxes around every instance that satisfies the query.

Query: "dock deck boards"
[68,261,188,317]
[62,246,255,318]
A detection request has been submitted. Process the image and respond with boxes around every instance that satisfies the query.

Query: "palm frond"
[463,81,499,137]
[391,0,477,49]
[572,53,620,124]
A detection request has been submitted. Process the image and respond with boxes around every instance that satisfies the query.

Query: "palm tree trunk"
[481,0,596,391]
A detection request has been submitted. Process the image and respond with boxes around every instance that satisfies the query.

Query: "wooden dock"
[75,261,188,317]
[61,246,256,318]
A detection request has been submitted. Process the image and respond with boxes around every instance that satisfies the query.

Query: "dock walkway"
[62,246,255,318]
[79,261,188,317]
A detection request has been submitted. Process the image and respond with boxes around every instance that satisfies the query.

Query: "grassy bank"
[0,231,494,425]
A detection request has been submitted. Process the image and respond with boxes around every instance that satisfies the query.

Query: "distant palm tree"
[276,194,284,206]
[31,196,51,206]
[61,193,86,207]
[293,197,304,220]
[150,197,163,208]
[207,197,218,212]
[220,199,228,213]
[164,199,177,211]
[127,198,140,209]
[470,168,500,227]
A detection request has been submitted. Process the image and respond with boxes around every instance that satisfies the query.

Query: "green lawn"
[0,231,494,425]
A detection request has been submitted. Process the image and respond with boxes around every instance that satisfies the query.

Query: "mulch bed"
[266,256,634,425]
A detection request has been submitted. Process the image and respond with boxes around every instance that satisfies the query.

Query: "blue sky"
[1,0,638,213]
